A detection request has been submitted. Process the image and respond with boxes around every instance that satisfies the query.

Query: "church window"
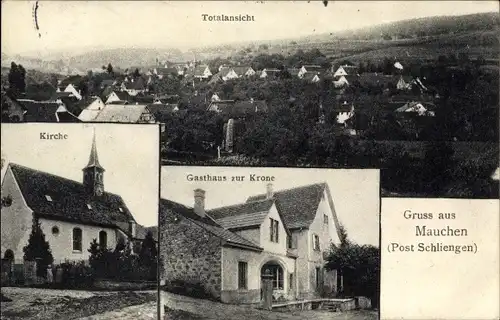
[45,195,53,202]
[73,228,82,252]
[52,226,60,235]
[99,231,108,249]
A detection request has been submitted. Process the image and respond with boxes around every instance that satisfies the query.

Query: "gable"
[246,183,326,229]
[310,187,342,245]
[334,67,347,77]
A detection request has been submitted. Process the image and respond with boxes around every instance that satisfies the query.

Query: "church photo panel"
[1,123,160,311]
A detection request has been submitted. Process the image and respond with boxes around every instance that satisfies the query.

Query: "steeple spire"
[83,128,105,196]
[84,129,104,171]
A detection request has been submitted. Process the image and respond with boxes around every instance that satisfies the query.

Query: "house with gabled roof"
[260,68,281,79]
[333,65,359,78]
[232,66,256,78]
[215,67,239,82]
[395,101,435,117]
[16,99,80,123]
[93,104,156,123]
[146,104,179,120]
[193,65,212,80]
[333,75,350,88]
[56,83,82,101]
[1,134,155,264]
[301,72,321,83]
[160,182,343,304]
[77,97,106,122]
[298,65,322,78]
[120,78,147,96]
[105,91,133,104]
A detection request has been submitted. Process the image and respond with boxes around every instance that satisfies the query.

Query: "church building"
[1,133,153,264]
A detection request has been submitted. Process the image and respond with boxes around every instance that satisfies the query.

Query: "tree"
[23,217,54,277]
[325,225,379,307]
[138,231,158,280]
[133,68,141,78]
[138,231,157,267]
[106,63,114,75]
[7,62,26,97]
[358,62,366,74]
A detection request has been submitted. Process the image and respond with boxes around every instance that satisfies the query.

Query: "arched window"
[72,228,82,252]
[99,231,107,249]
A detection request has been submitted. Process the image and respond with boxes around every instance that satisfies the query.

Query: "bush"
[55,261,93,289]
[88,239,156,282]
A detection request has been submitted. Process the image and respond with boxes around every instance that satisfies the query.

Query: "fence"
[1,258,13,286]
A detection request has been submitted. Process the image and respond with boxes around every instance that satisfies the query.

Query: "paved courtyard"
[161,291,378,320]
[1,287,156,320]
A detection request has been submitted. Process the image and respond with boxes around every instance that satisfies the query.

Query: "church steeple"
[83,130,105,196]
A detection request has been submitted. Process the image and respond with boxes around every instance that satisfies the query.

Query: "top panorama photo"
[1,1,499,198]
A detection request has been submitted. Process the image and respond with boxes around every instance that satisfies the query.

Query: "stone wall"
[160,209,223,300]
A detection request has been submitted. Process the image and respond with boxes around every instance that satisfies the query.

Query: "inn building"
[160,182,344,304]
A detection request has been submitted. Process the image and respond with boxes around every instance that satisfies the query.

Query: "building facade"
[160,183,343,304]
[1,134,146,264]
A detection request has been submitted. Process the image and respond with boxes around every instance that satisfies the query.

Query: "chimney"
[194,189,206,217]
[129,219,136,238]
[266,183,274,199]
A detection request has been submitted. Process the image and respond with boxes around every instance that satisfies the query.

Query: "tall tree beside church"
[8,62,26,97]
[23,217,54,277]
[138,231,158,279]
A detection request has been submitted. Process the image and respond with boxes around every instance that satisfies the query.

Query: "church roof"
[84,133,104,171]
[7,163,135,229]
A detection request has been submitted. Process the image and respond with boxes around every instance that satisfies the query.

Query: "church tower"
[82,131,105,196]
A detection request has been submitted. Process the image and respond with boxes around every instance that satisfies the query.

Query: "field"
[1,287,156,320]
[265,30,499,64]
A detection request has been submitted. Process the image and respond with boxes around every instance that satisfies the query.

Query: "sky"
[1,123,160,227]
[1,1,498,56]
[161,167,380,246]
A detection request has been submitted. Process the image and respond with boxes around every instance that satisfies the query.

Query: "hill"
[66,47,187,70]
[332,12,500,40]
